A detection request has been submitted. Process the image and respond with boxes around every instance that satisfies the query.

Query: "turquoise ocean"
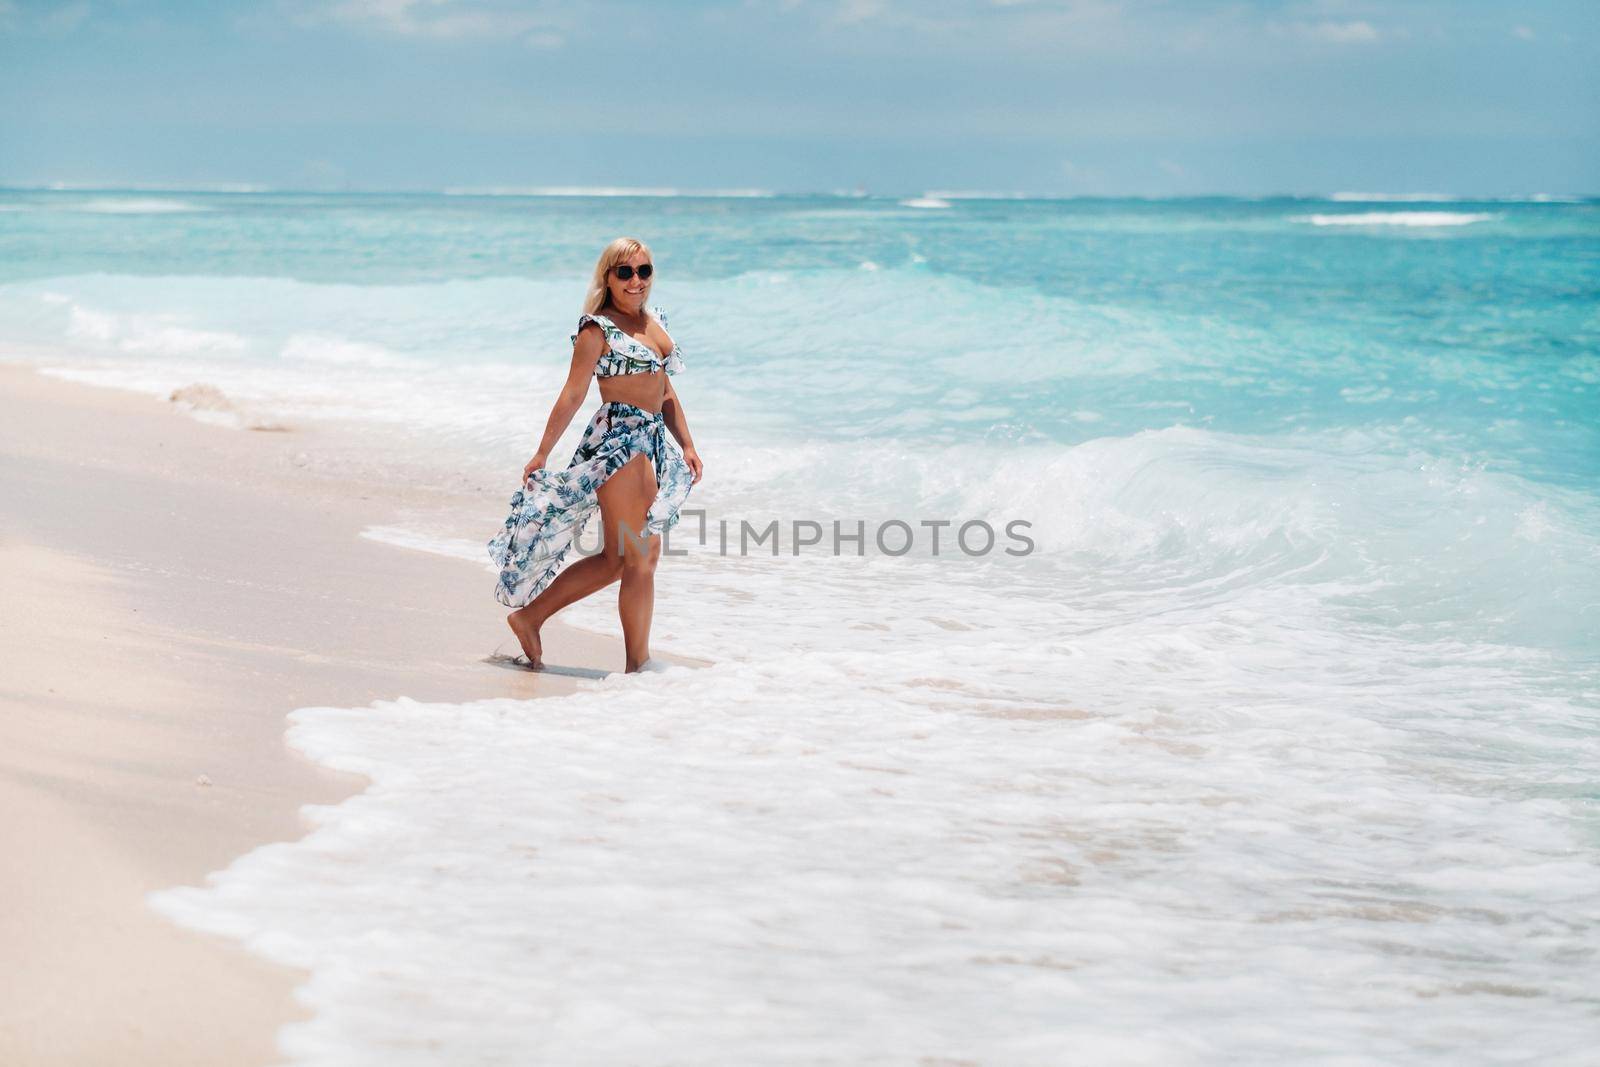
[3,189,1597,1064]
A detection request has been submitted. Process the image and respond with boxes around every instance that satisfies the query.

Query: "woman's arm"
[523,325,603,480]
[661,376,703,484]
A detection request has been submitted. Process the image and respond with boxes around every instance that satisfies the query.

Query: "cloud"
[831,0,890,25]
[40,0,87,32]
[301,158,349,189]
[1512,25,1535,42]
[1057,158,1111,191]
[0,0,90,35]
[1292,19,1381,44]
[806,0,1137,44]
[303,0,563,44]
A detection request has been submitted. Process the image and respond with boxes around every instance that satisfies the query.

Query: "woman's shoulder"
[571,312,616,347]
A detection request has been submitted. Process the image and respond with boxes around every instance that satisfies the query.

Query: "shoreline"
[0,363,625,1065]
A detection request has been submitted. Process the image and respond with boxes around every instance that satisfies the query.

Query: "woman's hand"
[682,447,704,485]
[522,452,548,482]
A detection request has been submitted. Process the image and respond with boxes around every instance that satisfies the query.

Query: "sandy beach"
[0,363,619,1065]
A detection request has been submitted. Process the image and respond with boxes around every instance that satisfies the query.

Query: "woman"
[488,237,704,673]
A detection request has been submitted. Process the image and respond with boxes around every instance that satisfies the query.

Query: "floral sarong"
[489,400,694,608]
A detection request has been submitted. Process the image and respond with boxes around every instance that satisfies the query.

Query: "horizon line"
[0,182,1594,203]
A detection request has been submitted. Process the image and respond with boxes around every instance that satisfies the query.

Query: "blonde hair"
[583,236,652,315]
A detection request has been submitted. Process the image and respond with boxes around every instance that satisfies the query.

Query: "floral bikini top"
[572,305,684,378]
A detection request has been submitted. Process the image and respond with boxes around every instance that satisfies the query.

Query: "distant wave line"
[1328,192,1586,204]
[441,186,776,198]
[1295,211,1499,227]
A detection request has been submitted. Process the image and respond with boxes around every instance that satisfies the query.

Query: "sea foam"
[73,197,213,214]
[152,419,1600,1064]
[1296,211,1498,227]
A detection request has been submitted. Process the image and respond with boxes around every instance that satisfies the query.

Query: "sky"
[1,0,1596,196]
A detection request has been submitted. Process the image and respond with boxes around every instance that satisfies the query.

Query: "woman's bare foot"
[507,608,543,668]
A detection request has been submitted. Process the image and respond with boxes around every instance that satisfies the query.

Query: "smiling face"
[605,249,653,315]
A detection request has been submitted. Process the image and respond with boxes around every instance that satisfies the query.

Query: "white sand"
[0,364,624,1065]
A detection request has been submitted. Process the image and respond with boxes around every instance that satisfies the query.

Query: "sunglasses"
[613,263,653,281]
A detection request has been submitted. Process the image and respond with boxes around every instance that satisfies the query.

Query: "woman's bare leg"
[619,536,663,672]
[506,549,621,667]
[507,454,660,670]
[595,453,662,673]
